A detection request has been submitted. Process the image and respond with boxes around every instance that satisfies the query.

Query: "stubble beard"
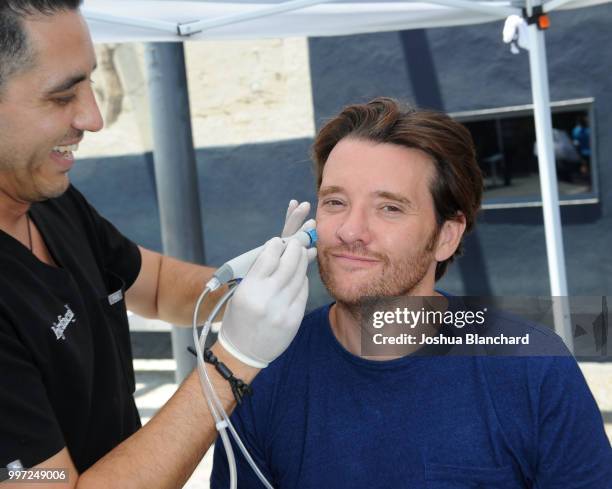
[0,150,70,203]
[317,229,439,316]
[0,126,80,202]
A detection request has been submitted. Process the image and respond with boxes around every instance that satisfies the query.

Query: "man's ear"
[434,213,467,262]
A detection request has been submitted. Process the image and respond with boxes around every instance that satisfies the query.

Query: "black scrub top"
[0,185,142,473]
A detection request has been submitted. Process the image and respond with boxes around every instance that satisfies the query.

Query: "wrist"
[210,342,260,384]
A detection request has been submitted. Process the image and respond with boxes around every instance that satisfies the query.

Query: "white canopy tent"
[81,0,610,352]
[83,0,609,41]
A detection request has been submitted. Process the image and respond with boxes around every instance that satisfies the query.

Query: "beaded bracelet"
[188,346,253,404]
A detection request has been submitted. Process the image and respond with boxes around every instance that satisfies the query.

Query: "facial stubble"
[317,226,440,308]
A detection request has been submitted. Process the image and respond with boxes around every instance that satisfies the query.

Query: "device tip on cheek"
[306,228,318,247]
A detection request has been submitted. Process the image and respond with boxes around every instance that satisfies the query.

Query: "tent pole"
[526,3,574,351]
[145,43,205,382]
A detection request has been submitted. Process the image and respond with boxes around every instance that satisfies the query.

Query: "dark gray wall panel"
[72,139,333,311]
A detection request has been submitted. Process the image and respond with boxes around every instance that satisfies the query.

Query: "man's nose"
[335,206,371,245]
[72,85,104,133]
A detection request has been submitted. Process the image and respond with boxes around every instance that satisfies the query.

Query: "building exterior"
[72,3,611,352]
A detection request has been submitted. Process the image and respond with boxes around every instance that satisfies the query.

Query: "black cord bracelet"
[187,346,253,404]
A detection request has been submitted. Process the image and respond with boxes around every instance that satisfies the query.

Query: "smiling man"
[0,8,99,202]
[211,98,611,488]
[0,1,315,487]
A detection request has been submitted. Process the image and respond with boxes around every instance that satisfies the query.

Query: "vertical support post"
[526,3,574,351]
[145,42,205,381]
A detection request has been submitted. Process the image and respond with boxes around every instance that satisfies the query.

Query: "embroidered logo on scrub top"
[51,304,76,340]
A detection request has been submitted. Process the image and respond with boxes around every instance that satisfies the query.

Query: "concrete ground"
[133,358,612,489]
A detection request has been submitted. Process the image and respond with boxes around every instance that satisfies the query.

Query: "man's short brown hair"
[312,97,483,281]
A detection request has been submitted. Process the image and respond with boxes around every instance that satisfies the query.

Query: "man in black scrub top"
[0,1,314,487]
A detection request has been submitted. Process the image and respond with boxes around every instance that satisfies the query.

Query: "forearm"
[78,343,258,489]
[155,254,227,325]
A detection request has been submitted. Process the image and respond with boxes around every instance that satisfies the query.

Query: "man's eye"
[322,199,341,206]
[54,95,75,105]
[382,205,402,213]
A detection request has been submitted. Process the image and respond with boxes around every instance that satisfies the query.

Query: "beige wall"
[79,38,314,159]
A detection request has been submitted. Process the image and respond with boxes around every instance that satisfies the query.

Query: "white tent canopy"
[82,0,611,351]
[83,0,609,42]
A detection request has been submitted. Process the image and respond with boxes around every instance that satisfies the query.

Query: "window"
[451,99,596,209]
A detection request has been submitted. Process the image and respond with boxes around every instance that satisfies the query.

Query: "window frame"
[450,98,598,210]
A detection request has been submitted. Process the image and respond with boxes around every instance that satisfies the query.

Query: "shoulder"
[470,320,591,425]
[443,295,580,401]
[468,308,575,384]
[486,307,570,356]
[444,293,571,357]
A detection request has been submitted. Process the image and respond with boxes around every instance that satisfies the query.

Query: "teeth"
[52,144,78,153]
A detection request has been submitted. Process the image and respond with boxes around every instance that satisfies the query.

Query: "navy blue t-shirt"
[211,304,611,488]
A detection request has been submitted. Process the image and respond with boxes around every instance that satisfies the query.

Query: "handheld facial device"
[207,228,317,290]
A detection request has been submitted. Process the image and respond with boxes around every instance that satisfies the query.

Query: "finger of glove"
[270,238,304,289]
[282,201,310,238]
[286,276,309,328]
[306,246,317,264]
[284,199,298,221]
[300,218,316,232]
[248,237,286,278]
[282,202,309,237]
[276,247,308,305]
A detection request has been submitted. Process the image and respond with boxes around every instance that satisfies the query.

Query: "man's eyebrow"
[45,63,97,95]
[45,74,87,95]
[318,186,344,198]
[318,187,414,207]
[373,190,414,207]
